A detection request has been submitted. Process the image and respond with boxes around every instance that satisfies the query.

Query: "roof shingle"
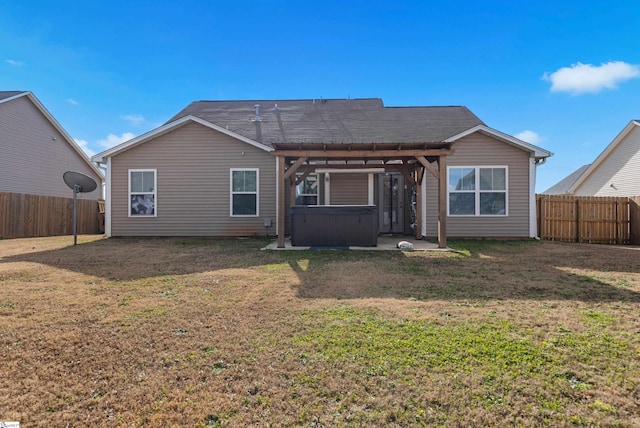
[167,98,485,147]
[0,91,26,102]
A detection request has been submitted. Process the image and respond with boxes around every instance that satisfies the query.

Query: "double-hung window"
[129,169,156,217]
[230,169,259,216]
[448,167,507,216]
[295,173,319,205]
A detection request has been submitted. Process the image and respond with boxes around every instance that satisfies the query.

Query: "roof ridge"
[384,105,468,109]
[192,97,382,103]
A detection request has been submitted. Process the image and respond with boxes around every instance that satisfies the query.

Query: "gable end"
[92,115,272,163]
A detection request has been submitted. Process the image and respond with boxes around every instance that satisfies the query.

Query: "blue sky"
[2,0,639,192]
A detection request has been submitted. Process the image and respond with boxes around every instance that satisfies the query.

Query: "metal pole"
[73,186,78,245]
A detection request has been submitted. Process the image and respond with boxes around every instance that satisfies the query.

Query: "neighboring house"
[92,98,551,245]
[544,120,640,196]
[542,164,591,195]
[0,91,103,199]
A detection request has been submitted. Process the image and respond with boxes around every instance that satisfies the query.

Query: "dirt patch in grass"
[1,236,639,426]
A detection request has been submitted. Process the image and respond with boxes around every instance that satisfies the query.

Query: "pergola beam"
[389,164,416,186]
[294,169,313,186]
[283,156,308,180]
[416,156,440,179]
[274,145,450,249]
[273,149,452,159]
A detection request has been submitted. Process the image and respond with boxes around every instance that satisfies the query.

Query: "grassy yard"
[0,236,638,427]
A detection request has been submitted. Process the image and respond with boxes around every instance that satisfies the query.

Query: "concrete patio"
[262,235,448,251]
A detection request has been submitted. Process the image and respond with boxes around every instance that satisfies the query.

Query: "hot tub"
[290,205,378,247]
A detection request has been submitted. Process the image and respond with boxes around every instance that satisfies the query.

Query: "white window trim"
[447,166,509,217]
[128,169,157,217]
[295,172,319,205]
[230,168,259,217]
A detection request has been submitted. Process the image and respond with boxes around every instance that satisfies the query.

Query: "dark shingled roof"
[0,91,26,101]
[167,98,485,147]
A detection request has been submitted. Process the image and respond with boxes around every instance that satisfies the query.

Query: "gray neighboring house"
[92,98,552,242]
[0,91,103,199]
[544,120,640,196]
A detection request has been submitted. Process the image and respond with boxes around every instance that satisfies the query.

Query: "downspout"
[94,160,110,237]
[95,162,107,199]
[529,156,544,239]
[105,158,112,237]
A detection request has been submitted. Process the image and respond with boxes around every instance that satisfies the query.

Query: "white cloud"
[67,98,79,106]
[515,130,542,144]
[74,138,96,157]
[543,61,640,95]
[97,132,135,149]
[73,132,135,158]
[120,114,146,127]
[5,59,25,67]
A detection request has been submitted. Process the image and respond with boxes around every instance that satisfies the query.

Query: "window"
[295,173,318,205]
[129,169,156,217]
[448,167,507,216]
[230,169,258,216]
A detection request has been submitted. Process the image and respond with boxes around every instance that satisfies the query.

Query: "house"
[92,98,552,246]
[0,91,103,199]
[543,120,640,196]
[542,164,591,195]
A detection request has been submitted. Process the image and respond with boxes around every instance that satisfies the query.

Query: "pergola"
[271,142,453,249]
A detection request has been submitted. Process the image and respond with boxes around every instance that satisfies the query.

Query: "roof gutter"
[445,124,553,159]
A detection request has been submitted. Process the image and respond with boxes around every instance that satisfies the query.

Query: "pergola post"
[277,155,309,248]
[271,146,451,249]
[437,154,447,248]
[277,155,286,248]
[415,167,424,239]
[416,155,448,248]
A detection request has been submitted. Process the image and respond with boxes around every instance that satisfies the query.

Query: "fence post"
[537,195,542,239]
[615,199,619,244]
[631,197,640,245]
[575,198,580,243]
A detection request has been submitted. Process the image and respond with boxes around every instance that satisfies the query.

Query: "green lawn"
[0,236,638,426]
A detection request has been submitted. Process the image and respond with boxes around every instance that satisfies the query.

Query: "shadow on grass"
[1,237,639,303]
[0,237,277,280]
[287,239,640,302]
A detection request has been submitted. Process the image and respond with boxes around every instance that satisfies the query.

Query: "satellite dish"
[63,171,98,245]
[63,171,98,193]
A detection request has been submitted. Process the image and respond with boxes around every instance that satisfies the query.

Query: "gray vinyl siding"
[0,96,102,199]
[426,133,531,238]
[575,126,640,196]
[110,121,276,236]
[329,173,368,205]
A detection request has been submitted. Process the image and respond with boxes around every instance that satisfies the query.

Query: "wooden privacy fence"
[631,196,640,245]
[537,194,640,245]
[0,192,100,239]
